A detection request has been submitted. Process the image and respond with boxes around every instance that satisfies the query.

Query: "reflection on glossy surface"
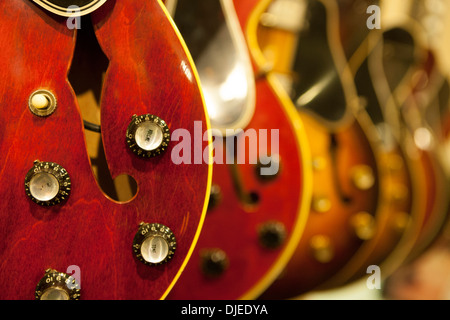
[180,60,193,82]
[141,236,169,264]
[41,287,70,300]
[414,127,434,150]
[135,122,164,151]
[173,0,255,132]
[30,173,59,202]
[295,70,334,108]
[200,31,251,129]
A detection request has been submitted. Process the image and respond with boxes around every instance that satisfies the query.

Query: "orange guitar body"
[166,0,311,300]
[0,0,211,299]
[260,115,380,299]
[315,20,416,285]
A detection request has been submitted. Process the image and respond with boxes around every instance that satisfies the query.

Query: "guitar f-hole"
[226,135,261,207]
[68,15,137,202]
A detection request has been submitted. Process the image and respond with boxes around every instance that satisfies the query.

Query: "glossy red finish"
[167,0,308,300]
[0,0,210,299]
[168,81,307,300]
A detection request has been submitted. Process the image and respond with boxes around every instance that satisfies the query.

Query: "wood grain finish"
[0,0,211,299]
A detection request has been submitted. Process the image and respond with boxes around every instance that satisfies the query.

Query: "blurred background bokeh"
[158,0,450,300]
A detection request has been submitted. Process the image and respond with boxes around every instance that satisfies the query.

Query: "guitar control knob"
[28,90,57,117]
[200,249,229,278]
[351,165,375,190]
[126,114,170,158]
[207,184,222,211]
[258,221,287,249]
[310,235,334,263]
[35,269,80,300]
[350,212,376,241]
[312,196,331,213]
[133,223,176,266]
[25,160,71,206]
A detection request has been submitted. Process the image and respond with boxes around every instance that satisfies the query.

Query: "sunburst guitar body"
[374,0,450,263]
[0,0,211,299]
[327,0,450,285]
[310,0,418,286]
[252,0,383,299]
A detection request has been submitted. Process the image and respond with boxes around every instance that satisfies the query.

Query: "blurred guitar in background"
[378,0,450,261]
[252,0,382,299]
[164,0,312,300]
[375,0,450,299]
[303,0,450,298]
[316,0,424,288]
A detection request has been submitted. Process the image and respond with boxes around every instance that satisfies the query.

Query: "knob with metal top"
[126,114,170,158]
[25,160,71,206]
[200,248,229,278]
[351,165,375,190]
[312,196,331,213]
[350,212,376,241]
[310,235,334,263]
[258,221,287,249]
[133,222,176,266]
[28,90,57,117]
[207,184,222,211]
[35,269,80,300]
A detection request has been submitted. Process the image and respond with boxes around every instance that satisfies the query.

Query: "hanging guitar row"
[0,0,448,300]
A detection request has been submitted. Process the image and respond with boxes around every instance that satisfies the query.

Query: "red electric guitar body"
[0,0,211,300]
[165,0,311,300]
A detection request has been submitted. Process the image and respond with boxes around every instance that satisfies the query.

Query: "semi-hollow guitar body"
[333,0,450,285]
[0,0,211,300]
[383,32,450,261]
[164,0,311,300]
[375,0,450,263]
[316,0,418,286]
[252,0,381,298]
[308,0,449,288]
